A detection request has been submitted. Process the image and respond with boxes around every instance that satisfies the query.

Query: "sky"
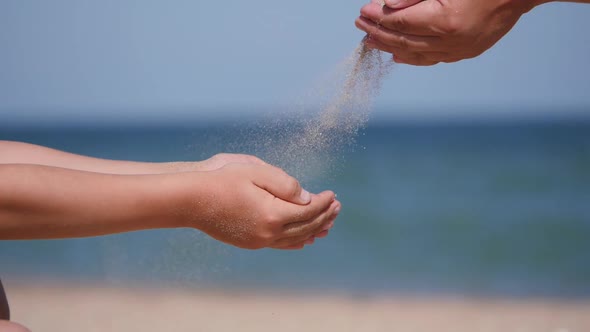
[0,0,589,125]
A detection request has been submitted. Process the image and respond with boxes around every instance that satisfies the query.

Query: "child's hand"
[174,163,340,250]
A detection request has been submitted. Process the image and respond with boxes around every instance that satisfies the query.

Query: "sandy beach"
[3,279,589,332]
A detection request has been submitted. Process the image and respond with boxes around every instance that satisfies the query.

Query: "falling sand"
[253,40,392,184]
[92,39,391,289]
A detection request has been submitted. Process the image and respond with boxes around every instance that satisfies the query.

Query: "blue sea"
[1,117,589,298]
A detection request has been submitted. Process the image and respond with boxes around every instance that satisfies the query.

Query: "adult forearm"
[0,164,179,239]
[0,140,196,175]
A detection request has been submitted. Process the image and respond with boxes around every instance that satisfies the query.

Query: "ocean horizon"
[1,116,589,299]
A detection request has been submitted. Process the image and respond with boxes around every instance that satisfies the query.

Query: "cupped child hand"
[176,163,340,250]
[356,0,536,65]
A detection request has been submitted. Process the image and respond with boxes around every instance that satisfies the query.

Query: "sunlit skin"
[0,320,30,332]
[0,142,340,330]
[0,141,339,249]
[356,0,590,66]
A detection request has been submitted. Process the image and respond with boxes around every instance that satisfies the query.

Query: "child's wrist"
[146,172,208,230]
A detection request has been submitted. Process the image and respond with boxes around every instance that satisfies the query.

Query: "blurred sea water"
[1,117,589,298]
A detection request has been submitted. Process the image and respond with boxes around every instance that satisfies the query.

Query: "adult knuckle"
[396,34,410,50]
[439,16,462,36]
[388,14,409,32]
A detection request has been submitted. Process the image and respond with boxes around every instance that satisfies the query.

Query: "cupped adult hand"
[356,0,540,65]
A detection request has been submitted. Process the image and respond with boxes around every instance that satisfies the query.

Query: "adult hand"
[356,0,539,65]
[176,162,340,250]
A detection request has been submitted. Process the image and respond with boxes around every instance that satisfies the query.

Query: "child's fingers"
[280,197,339,237]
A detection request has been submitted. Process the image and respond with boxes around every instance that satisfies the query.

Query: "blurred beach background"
[1,1,590,331]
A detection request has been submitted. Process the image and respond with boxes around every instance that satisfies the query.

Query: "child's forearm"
[0,164,182,239]
[0,162,340,250]
[0,140,198,175]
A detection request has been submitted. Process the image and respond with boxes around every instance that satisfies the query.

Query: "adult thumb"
[384,0,422,9]
[252,165,311,205]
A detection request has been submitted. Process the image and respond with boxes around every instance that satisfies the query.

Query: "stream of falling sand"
[263,40,392,183]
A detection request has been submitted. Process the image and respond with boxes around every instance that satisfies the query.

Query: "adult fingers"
[393,53,440,66]
[251,164,311,205]
[364,34,445,57]
[315,230,329,239]
[364,37,447,64]
[384,0,423,10]
[357,16,439,52]
[359,1,442,36]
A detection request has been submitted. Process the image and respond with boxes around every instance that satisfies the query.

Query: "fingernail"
[300,189,311,203]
